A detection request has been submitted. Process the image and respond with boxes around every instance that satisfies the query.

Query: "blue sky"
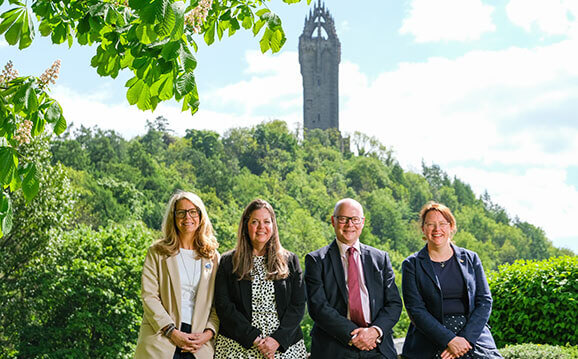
[2,0,577,253]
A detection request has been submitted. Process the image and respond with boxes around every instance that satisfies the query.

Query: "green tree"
[0,0,311,237]
[14,222,153,359]
[0,136,74,356]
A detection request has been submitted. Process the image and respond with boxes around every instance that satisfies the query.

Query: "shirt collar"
[336,238,361,257]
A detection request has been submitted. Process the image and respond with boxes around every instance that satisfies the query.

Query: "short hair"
[419,201,457,238]
[153,190,218,259]
[232,199,288,281]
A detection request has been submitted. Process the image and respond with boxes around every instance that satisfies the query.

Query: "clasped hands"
[170,329,213,353]
[440,336,472,359]
[254,334,280,359]
[349,327,380,351]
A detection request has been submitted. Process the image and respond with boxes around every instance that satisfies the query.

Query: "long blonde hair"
[153,191,218,259]
[232,199,289,281]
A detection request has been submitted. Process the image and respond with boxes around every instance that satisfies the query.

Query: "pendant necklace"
[179,250,196,294]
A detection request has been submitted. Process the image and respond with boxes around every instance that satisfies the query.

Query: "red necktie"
[347,246,366,327]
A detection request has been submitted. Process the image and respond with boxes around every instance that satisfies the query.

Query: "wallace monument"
[299,1,341,132]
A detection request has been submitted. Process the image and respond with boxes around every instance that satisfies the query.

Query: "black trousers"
[173,323,195,359]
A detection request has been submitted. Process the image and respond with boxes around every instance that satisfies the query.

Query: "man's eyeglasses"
[175,209,200,219]
[335,216,363,225]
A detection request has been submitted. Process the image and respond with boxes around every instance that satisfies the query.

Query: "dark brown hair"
[232,199,288,280]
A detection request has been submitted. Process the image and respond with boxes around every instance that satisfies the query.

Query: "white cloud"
[506,0,578,36]
[206,50,301,115]
[400,0,495,42]
[449,166,578,252]
[0,39,7,48]
[333,39,578,252]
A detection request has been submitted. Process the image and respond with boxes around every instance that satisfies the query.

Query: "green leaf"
[157,0,175,37]
[32,117,46,136]
[204,22,215,45]
[12,81,30,111]
[269,28,285,53]
[38,20,52,36]
[259,27,271,53]
[22,163,40,203]
[241,15,252,30]
[149,74,173,100]
[141,0,168,24]
[17,7,34,49]
[0,8,21,36]
[161,41,180,60]
[25,84,38,112]
[53,115,67,135]
[3,8,23,45]
[0,191,13,237]
[125,76,139,88]
[135,23,157,44]
[0,146,17,186]
[51,22,67,44]
[45,102,62,123]
[126,78,151,110]
[263,13,282,31]
[253,19,265,36]
[178,44,196,72]
[175,72,195,97]
[255,9,270,17]
[170,1,185,40]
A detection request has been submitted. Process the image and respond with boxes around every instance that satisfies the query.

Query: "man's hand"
[350,327,380,351]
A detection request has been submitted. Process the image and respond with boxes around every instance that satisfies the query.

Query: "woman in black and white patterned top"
[214,199,307,359]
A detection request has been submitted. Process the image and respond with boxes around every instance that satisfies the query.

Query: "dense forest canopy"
[48,116,573,266]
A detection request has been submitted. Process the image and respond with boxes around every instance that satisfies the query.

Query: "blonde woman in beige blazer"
[135,191,220,359]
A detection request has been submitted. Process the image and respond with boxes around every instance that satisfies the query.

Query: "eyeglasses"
[175,208,200,219]
[335,216,363,225]
[424,222,450,229]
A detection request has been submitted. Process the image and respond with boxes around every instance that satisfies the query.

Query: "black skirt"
[434,315,502,359]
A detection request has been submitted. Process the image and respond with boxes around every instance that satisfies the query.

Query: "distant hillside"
[50,117,574,270]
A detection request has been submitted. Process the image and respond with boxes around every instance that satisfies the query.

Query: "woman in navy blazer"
[213,199,307,359]
[401,202,501,359]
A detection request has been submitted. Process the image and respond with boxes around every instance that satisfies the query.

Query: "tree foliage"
[11,222,153,359]
[0,0,310,237]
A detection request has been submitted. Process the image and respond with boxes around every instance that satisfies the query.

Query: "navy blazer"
[214,250,305,352]
[305,240,402,359]
[401,244,499,358]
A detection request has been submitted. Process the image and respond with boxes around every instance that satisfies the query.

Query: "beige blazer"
[134,245,219,359]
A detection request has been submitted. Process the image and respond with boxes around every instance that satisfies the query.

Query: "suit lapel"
[417,245,441,291]
[190,256,212,332]
[359,244,375,302]
[328,240,348,302]
[240,277,252,316]
[166,253,182,320]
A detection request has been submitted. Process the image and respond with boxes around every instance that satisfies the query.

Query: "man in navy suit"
[305,198,402,359]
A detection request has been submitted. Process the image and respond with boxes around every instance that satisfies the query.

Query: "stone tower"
[299,0,341,131]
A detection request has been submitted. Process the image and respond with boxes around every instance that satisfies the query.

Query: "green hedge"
[500,343,578,359]
[488,256,578,347]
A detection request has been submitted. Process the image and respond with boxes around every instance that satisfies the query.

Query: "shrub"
[488,256,578,347]
[500,343,578,359]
